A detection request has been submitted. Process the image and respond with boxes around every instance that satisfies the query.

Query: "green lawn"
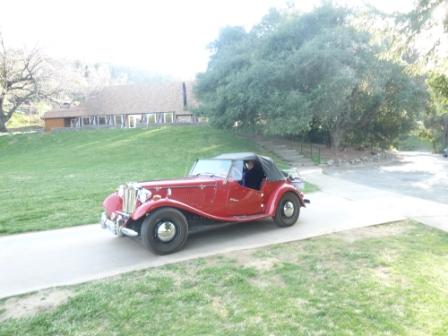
[1,220,446,335]
[0,126,317,234]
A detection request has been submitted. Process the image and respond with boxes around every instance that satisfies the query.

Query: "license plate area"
[101,212,120,235]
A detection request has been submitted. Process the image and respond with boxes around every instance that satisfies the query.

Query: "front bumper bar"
[100,212,138,237]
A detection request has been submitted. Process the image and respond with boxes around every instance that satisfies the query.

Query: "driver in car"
[242,160,264,190]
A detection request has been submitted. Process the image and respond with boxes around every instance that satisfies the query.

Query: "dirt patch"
[243,258,279,271]
[373,265,412,289]
[0,289,74,322]
[374,266,391,285]
[249,274,285,289]
[335,222,413,243]
[211,296,228,318]
[227,249,280,271]
[379,249,400,264]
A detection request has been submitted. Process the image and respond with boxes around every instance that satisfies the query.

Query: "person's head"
[245,160,255,170]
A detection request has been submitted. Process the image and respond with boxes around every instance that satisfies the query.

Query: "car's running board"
[229,214,271,222]
[304,199,311,204]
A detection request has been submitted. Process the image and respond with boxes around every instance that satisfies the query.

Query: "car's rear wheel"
[274,192,300,227]
[141,207,188,255]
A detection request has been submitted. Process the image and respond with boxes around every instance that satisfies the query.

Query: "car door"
[225,180,264,216]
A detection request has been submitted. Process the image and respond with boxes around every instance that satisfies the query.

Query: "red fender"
[102,193,122,217]
[266,184,305,217]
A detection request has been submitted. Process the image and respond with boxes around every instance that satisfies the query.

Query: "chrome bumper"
[100,212,138,237]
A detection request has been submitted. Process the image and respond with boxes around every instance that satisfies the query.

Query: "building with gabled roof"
[42,81,198,131]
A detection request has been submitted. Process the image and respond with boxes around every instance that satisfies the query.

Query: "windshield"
[189,159,232,178]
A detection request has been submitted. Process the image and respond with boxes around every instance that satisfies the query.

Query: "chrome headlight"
[137,188,152,203]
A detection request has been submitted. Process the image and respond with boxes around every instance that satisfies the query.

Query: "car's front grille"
[122,184,138,214]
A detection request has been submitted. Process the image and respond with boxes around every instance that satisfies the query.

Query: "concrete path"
[301,168,448,232]
[325,151,448,204]
[1,169,447,299]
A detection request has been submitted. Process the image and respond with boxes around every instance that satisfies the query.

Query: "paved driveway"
[0,189,405,299]
[1,163,447,299]
[325,151,448,204]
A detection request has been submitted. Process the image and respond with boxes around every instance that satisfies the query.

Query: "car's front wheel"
[141,207,188,255]
[274,192,300,227]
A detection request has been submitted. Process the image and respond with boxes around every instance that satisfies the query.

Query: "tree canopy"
[195,4,428,149]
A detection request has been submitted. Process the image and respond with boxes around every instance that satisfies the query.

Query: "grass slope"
[0,126,316,234]
[0,221,447,335]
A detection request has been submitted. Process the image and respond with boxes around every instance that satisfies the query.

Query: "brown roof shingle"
[43,81,197,119]
[42,106,87,119]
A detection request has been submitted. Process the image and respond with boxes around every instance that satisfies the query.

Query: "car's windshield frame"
[188,159,233,178]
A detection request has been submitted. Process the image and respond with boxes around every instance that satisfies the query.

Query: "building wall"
[44,118,65,132]
[43,111,197,131]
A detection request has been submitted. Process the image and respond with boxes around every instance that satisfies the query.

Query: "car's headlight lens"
[137,188,152,203]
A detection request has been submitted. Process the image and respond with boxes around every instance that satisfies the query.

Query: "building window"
[147,114,156,124]
[165,112,173,123]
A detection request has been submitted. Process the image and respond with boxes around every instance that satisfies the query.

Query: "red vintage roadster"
[101,153,309,254]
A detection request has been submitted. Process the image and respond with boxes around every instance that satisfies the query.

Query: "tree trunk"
[443,114,448,147]
[0,113,7,133]
[329,129,343,149]
[0,97,8,132]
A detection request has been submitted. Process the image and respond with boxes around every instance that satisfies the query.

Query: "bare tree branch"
[0,34,58,131]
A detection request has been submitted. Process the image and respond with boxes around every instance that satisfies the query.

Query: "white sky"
[0,0,416,80]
